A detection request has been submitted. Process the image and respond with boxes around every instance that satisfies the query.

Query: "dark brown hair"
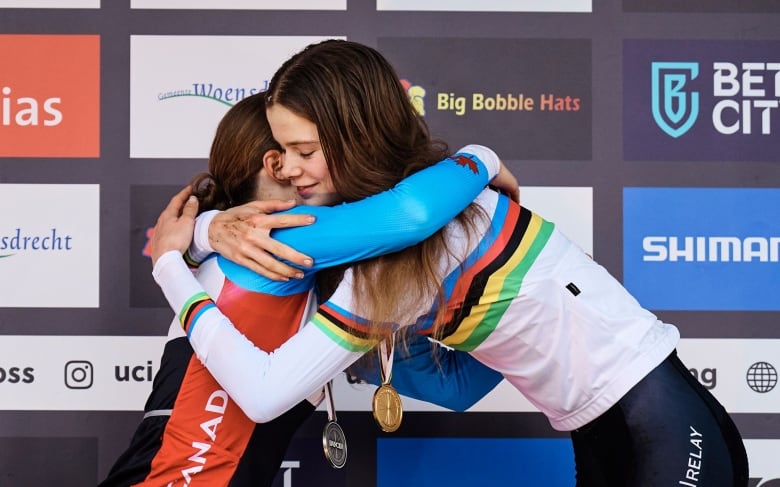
[190,91,280,213]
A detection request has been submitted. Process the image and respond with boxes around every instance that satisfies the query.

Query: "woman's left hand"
[150,186,199,266]
[491,161,520,203]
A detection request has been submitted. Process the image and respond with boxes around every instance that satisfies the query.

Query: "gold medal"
[372,334,403,432]
[372,383,403,432]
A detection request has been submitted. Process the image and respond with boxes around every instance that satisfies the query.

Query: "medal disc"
[372,383,403,432]
[322,420,347,468]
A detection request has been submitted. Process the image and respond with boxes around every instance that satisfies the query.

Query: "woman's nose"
[279,155,303,179]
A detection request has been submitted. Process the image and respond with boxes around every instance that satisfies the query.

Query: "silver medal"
[322,420,347,468]
[322,380,347,468]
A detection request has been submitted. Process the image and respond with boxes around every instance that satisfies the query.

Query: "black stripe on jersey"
[180,298,209,332]
[316,306,383,341]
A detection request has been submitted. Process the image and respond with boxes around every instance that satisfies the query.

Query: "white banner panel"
[744,440,780,485]
[131,0,344,9]
[677,339,780,413]
[1,336,777,414]
[520,186,593,256]
[377,0,591,13]
[0,336,166,411]
[0,184,99,308]
[0,0,99,7]
[130,35,343,159]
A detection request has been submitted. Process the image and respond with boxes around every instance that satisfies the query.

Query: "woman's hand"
[208,200,316,281]
[490,161,520,203]
[150,186,199,267]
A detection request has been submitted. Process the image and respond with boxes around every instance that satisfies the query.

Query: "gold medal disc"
[372,383,403,432]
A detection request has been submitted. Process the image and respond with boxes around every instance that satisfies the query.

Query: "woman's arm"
[186,200,317,280]
[153,250,366,422]
[196,145,502,273]
[154,248,501,421]
[350,334,504,412]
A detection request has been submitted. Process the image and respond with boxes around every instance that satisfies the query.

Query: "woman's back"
[319,189,680,431]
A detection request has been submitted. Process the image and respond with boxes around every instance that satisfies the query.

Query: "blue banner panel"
[624,188,780,310]
[377,438,575,487]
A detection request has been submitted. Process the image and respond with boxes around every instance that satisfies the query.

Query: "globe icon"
[746,362,778,393]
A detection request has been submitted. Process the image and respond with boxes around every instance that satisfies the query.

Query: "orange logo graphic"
[0,35,100,157]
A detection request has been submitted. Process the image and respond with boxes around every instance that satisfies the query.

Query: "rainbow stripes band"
[183,251,201,268]
[179,292,216,338]
[311,306,382,353]
[437,207,554,351]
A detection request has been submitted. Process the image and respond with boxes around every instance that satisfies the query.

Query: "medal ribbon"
[378,332,396,385]
[324,380,337,422]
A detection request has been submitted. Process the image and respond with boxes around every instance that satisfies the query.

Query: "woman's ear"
[262,149,284,182]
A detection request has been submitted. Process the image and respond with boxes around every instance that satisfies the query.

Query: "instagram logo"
[64,360,93,389]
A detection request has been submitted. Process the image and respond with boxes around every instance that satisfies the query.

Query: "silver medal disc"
[322,420,347,468]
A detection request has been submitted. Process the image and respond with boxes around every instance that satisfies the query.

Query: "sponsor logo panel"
[0,35,100,157]
[377,0,591,12]
[378,37,591,161]
[130,35,342,158]
[624,40,780,161]
[0,184,99,308]
[131,0,344,9]
[624,188,780,311]
[377,438,575,486]
[0,336,166,410]
[130,185,180,308]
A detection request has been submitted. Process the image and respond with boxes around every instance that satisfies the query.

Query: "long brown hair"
[267,39,478,340]
[190,91,280,213]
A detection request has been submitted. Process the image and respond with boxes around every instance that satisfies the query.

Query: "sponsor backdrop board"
[0,2,778,486]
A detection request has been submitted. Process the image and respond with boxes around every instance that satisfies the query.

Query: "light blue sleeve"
[272,145,499,270]
[351,333,504,412]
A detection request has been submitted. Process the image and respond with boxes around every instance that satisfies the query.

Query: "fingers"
[170,186,192,211]
[207,199,315,280]
[257,212,316,229]
[244,199,298,213]
[159,186,192,221]
[492,162,521,204]
[510,187,521,204]
[238,252,304,281]
[257,235,313,269]
[181,195,199,219]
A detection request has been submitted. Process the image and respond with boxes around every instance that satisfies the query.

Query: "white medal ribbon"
[379,332,396,384]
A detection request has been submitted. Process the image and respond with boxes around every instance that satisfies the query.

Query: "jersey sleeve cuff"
[455,144,500,181]
[187,209,219,264]
[152,250,209,320]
